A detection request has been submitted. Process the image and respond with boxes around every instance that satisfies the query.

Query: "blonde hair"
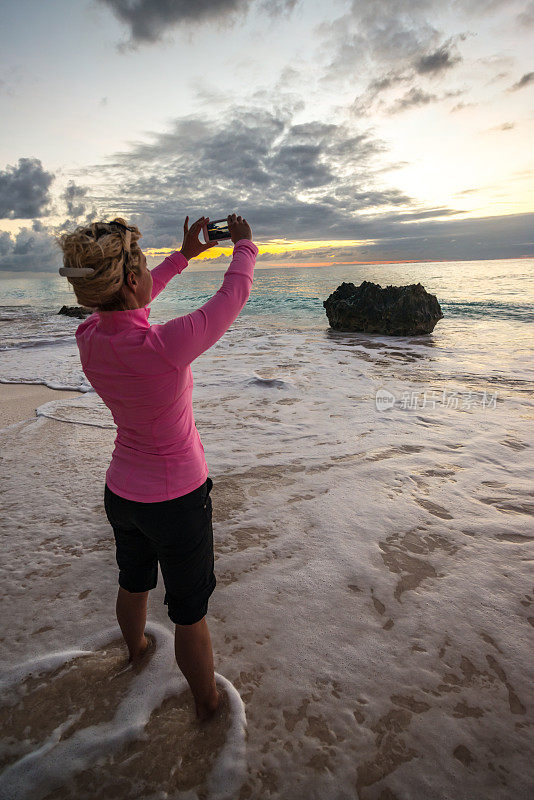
[55,218,143,311]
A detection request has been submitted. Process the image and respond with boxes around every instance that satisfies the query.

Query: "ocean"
[0,257,533,799]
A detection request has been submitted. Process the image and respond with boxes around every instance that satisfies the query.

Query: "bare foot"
[196,689,222,722]
[129,633,155,668]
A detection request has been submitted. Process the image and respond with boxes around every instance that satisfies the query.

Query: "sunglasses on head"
[86,220,135,240]
[105,220,135,232]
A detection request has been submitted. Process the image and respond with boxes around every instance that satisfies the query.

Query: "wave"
[0,379,91,393]
[0,622,247,800]
[440,300,534,321]
[0,336,78,352]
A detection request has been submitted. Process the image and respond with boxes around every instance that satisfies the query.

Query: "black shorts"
[103,477,215,625]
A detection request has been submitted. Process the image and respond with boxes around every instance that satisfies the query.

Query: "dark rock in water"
[58,305,94,319]
[323,280,443,335]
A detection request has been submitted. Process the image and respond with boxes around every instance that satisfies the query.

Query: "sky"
[0,0,533,272]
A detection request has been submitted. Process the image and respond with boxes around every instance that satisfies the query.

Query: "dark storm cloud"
[0,230,12,256]
[415,43,462,75]
[0,176,99,270]
[66,102,416,251]
[63,180,89,218]
[268,212,534,264]
[210,211,534,265]
[97,0,299,46]
[1,94,532,271]
[509,71,534,91]
[0,223,61,271]
[0,158,54,219]
[331,211,534,262]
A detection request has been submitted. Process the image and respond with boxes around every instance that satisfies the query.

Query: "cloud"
[388,85,463,113]
[62,180,89,218]
[347,211,534,262]
[352,77,464,117]
[257,0,299,16]
[350,71,428,117]
[328,13,466,118]
[64,98,415,249]
[198,211,534,265]
[314,1,529,121]
[2,208,533,272]
[486,121,515,132]
[0,158,55,220]
[1,86,532,270]
[263,211,534,263]
[0,64,25,97]
[367,71,409,93]
[517,1,534,27]
[414,42,462,75]
[509,71,534,91]
[315,2,476,90]
[96,0,299,48]
[388,86,438,112]
[0,221,63,271]
[450,101,478,112]
[0,230,12,256]
[97,0,246,46]
[317,7,440,91]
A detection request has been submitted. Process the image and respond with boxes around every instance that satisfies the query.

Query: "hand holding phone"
[202,214,252,244]
[179,216,218,260]
[228,214,252,244]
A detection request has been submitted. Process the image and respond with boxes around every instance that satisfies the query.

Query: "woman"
[57,213,258,722]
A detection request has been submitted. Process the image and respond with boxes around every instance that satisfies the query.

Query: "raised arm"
[149,215,218,303]
[151,238,258,368]
[149,251,189,303]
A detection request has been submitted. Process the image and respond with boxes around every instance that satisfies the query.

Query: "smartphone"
[202,217,232,243]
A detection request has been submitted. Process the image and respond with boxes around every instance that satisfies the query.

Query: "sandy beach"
[1,261,533,800]
[0,384,81,430]
[1,343,533,799]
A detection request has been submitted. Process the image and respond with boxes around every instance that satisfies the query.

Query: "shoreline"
[0,383,82,429]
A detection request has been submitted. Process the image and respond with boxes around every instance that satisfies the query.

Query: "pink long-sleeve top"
[75,238,258,502]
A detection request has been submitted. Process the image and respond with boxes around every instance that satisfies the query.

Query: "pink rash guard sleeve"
[149,249,190,302]
[150,238,258,368]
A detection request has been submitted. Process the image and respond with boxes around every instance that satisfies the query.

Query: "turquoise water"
[0,257,532,391]
[2,257,533,331]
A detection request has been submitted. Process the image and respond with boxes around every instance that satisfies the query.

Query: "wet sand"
[0,378,533,799]
[0,384,81,429]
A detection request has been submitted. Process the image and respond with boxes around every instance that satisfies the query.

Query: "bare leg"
[174,616,221,721]
[116,586,149,662]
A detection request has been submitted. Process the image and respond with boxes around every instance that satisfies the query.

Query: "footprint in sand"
[0,623,246,800]
[414,497,454,519]
[370,589,395,630]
